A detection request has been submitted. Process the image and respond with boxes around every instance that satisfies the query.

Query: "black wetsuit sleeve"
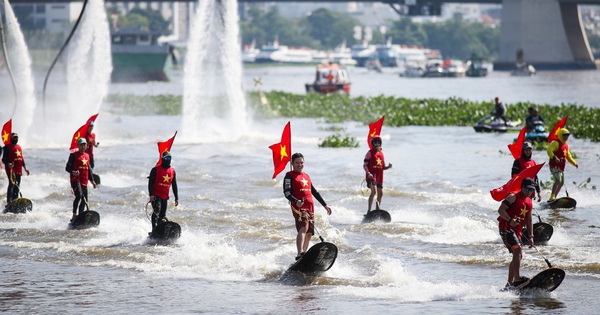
[311,185,327,207]
[172,170,179,201]
[148,167,157,195]
[283,173,299,203]
[65,153,75,173]
[2,146,8,165]
[511,160,520,177]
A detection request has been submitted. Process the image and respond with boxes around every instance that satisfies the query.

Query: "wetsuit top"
[85,132,96,157]
[364,149,385,184]
[283,171,327,213]
[494,102,506,117]
[498,192,532,237]
[2,143,25,176]
[65,151,93,186]
[148,165,178,200]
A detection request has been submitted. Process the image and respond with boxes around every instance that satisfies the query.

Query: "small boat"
[524,124,549,142]
[422,59,446,77]
[445,60,467,77]
[305,63,351,95]
[473,115,522,133]
[465,58,488,77]
[511,62,536,76]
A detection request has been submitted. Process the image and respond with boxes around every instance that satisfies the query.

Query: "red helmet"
[370,135,382,146]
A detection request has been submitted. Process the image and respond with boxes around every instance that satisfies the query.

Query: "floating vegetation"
[106,94,181,115]
[318,134,360,148]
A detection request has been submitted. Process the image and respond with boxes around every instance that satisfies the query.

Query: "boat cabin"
[306,63,351,94]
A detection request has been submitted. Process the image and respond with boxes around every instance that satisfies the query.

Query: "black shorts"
[499,229,522,253]
[367,180,383,189]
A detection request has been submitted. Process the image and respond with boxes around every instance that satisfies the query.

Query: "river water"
[1,67,599,314]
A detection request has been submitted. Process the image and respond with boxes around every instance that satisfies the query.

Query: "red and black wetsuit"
[148,165,178,229]
[364,149,385,185]
[2,143,26,204]
[283,171,327,233]
[66,151,94,215]
[85,132,96,169]
[498,192,532,238]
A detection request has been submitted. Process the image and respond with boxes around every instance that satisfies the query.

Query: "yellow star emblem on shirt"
[163,174,171,182]
[81,157,88,165]
[280,145,288,160]
[520,206,528,217]
[301,177,309,187]
[376,157,382,166]
[16,150,21,157]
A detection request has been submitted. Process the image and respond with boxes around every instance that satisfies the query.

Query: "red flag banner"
[156,131,177,166]
[547,115,568,143]
[2,119,12,145]
[69,114,99,152]
[269,121,291,179]
[367,115,385,149]
[508,127,526,160]
[490,162,545,201]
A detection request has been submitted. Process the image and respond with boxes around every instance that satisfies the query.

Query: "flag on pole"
[2,119,12,145]
[508,127,527,160]
[156,131,177,166]
[269,121,291,179]
[547,115,568,143]
[367,115,385,149]
[69,114,99,152]
[490,162,545,201]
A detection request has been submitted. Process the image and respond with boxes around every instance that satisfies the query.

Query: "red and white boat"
[305,63,351,95]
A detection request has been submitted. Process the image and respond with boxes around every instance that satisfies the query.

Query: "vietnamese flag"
[367,115,385,149]
[2,119,12,145]
[156,131,177,166]
[548,115,568,143]
[69,114,99,152]
[508,127,527,159]
[269,121,291,179]
[490,162,545,201]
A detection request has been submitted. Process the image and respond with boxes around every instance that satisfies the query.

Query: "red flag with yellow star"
[69,114,99,152]
[156,131,177,166]
[367,116,385,149]
[508,127,526,159]
[547,115,568,144]
[490,162,545,201]
[2,119,12,145]
[269,121,291,179]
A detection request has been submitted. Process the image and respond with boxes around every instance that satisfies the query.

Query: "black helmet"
[370,135,382,146]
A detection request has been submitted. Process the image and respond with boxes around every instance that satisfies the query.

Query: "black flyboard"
[522,222,554,245]
[68,211,100,230]
[90,174,101,185]
[288,242,338,274]
[362,209,391,223]
[148,221,181,244]
[4,198,33,214]
[543,197,576,210]
[512,268,565,292]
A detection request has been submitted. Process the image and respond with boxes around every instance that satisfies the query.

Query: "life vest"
[4,144,24,176]
[498,192,532,237]
[366,149,385,184]
[517,157,537,174]
[70,152,91,185]
[286,171,314,212]
[152,166,175,200]
[549,141,569,171]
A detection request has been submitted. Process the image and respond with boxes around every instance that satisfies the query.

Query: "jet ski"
[473,115,522,133]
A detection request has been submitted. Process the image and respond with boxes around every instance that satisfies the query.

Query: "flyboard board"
[90,174,101,185]
[68,211,101,230]
[362,209,391,223]
[503,268,565,293]
[147,221,181,245]
[541,197,576,210]
[288,241,338,275]
[3,198,33,214]
[521,222,554,246]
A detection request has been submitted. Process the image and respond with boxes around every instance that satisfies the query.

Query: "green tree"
[240,6,316,48]
[127,8,169,32]
[300,8,361,48]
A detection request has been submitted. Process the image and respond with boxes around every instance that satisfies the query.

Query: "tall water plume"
[2,0,36,144]
[182,0,247,142]
[67,0,112,120]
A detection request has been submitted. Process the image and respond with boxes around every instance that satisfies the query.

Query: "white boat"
[351,44,376,67]
[254,43,313,64]
[242,40,260,63]
[511,63,536,76]
[446,60,467,77]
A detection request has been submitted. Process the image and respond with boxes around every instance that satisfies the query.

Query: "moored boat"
[111,29,171,82]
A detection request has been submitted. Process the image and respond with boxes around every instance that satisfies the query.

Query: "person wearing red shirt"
[85,121,100,169]
[2,133,30,206]
[148,151,179,232]
[283,153,332,261]
[497,177,536,287]
[65,138,97,222]
[363,135,392,213]
[511,141,541,202]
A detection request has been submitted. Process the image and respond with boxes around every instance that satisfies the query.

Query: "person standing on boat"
[498,177,536,287]
[3,133,30,206]
[65,138,97,222]
[148,151,179,232]
[511,142,541,202]
[283,153,332,261]
[491,97,507,125]
[547,128,578,201]
[85,120,100,169]
[363,135,392,213]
